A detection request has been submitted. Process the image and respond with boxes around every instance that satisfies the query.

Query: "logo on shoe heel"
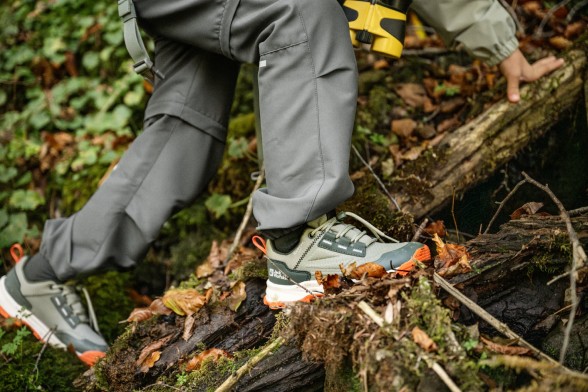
[267,260,311,285]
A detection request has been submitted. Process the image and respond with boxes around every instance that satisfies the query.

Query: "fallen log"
[78,211,588,391]
[388,44,587,219]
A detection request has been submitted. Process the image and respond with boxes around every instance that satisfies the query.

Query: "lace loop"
[313,211,399,245]
[55,284,101,333]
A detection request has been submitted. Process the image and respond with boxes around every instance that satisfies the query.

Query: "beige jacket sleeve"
[410,0,519,65]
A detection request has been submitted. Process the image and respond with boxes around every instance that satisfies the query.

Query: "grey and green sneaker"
[0,257,108,366]
[260,212,431,309]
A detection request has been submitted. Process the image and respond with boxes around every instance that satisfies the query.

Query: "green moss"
[229,257,268,282]
[0,326,86,391]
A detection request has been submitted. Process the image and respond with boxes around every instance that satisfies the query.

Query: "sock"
[262,224,306,254]
[22,253,60,282]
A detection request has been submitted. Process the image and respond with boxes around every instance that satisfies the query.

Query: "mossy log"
[82,214,587,391]
[389,46,587,219]
[446,213,588,368]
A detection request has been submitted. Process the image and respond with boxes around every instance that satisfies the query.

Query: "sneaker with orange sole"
[0,246,108,366]
[254,212,431,309]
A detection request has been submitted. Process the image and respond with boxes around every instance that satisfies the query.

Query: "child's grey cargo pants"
[39,0,358,281]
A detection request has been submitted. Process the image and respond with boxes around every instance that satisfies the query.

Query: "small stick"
[534,0,573,39]
[215,337,284,392]
[568,206,588,217]
[433,272,560,366]
[483,178,526,234]
[411,218,429,242]
[430,361,462,392]
[352,145,401,211]
[521,172,587,364]
[357,301,384,327]
[225,169,265,263]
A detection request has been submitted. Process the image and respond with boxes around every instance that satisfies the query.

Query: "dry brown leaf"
[549,36,573,50]
[424,220,447,238]
[126,308,154,323]
[373,59,389,70]
[510,202,544,220]
[395,83,427,107]
[391,118,417,138]
[186,348,230,372]
[129,289,153,307]
[433,234,472,278]
[227,281,247,312]
[398,143,428,161]
[439,97,465,114]
[341,262,387,280]
[207,240,223,269]
[136,334,173,372]
[480,336,532,356]
[196,260,215,278]
[149,298,173,315]
[162,288,209,316]
[412,326,438,352]
[183,314,196,341]
[436,117,460,133]
[140,351,161,373]
[315,271,344,294]
[565,21,586,39]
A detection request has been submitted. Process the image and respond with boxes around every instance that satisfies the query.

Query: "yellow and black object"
[342,0,412,58]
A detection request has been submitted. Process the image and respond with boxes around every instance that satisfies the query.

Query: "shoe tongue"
[307,214,330,229]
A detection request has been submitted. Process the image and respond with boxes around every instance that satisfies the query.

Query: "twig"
[215,337,284,392]
[357,301,384,327]
[352,145,401,211]
[411,218,429,242]
[430,361,462,392]
[30,329,55,392]
[451,189,461,243]
[433,272,560,366]
[225,169,265,263]
[566,0,588,22]
[483,178,526,234]
[534,0,573,39]
[568,206,588,217]
[498,0,524,35]
[521,172,586,364]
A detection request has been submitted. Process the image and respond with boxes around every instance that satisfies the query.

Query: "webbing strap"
[118,0,164,84]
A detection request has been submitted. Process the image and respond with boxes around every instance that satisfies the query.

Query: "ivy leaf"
[82,52,100,71]
[0,165,17,183]
[0,213,28,248]
[205,193,232,218]
[9,190,45,210]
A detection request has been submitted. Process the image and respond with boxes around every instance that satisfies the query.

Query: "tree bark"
[389,48,587,219]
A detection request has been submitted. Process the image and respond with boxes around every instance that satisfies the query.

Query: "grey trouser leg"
[39,0,357,279]
[39,41,238,281]
[137,0,359,230]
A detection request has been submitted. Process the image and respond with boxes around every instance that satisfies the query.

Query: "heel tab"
[252,236,267,255]
[10,244,24,264]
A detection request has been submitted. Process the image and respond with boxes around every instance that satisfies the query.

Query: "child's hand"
[499,49,564,103]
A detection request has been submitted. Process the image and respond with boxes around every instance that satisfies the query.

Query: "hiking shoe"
[0,257,108,366]
[260,212,431,308]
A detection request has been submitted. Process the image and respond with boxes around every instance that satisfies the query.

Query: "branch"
[215,337,284,392]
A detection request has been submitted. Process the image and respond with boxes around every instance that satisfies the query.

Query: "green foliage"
[0,0,145,250]
[0,324,86,391]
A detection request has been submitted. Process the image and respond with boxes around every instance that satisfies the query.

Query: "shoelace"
[50,283,101,333]
[310,211,399,245]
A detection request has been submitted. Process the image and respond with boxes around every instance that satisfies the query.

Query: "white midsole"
[265,279,324,304]
[0,276,68,350]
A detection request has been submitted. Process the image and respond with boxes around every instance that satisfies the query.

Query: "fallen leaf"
[549,36,573,50]
[341,262,387,280]
[186,348,230,372]
[433,234,472,277]
[149,298,173,316]
[140,351,161,373]
[412,326,438,352]
[425,220,447,238]
[196,260,215,278]
[391,118,417,138]
[227,281,247,312]
[126,308,154,323]
[162,288,209,316]
[510,202,544,220]
[129,289,153,307]
[480,336,531,356]
[565,21,586,39]
[183,314,196,341]
[436,117,460,133]
[136,334,174,372]
[315,271,345,295]
[439,97,465,114]
[395,83,427,107]
[373,59,389,70]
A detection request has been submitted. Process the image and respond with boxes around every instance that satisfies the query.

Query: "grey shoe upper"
[4,259,108,353]
[266,213,425,284]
